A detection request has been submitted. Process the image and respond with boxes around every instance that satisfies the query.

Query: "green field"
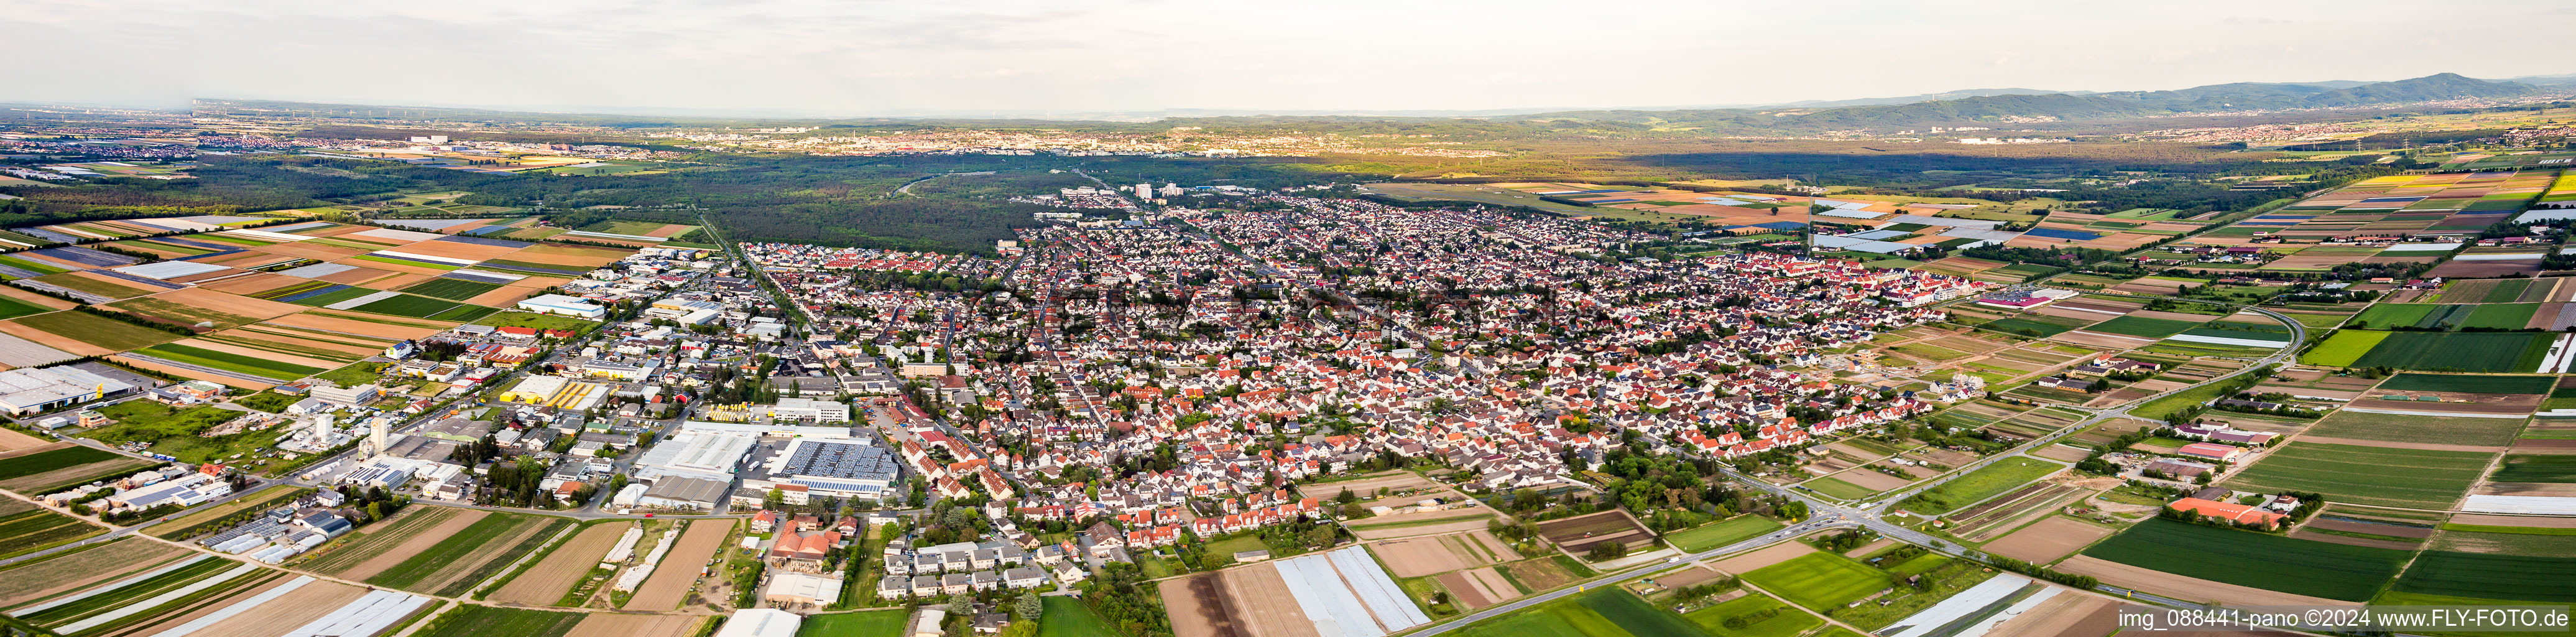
[0,254,72,275]
[348,293,491,320]
[2391,551,2576,603]
[2085,315,2204,338]
[402,277,506,300]
[473,310,598,333]
[2299,329,2391,367]
[134,342,327,381]
[2222,442,2493,509]
[2351,304,2438,330]
[370,513,568,595]
[2348,332,2554,373]
[1740,552,1892,613]
[799,609,908,637]
[1666,516,1784,552]
[2082,518,2407,601]
[19,556,241,628]
[2490,455,2576,483]
[0,509,104,559]
[1898,457,2061,514]
[7,309,183,351]
[1038,595,1125,637]
[0,294,49,320]
[413,605,585,637]
[286,286,381,307]
[0,445,119,481]
[2377,373,2555,394]
[2301,411,2529,447]
[2462,304,2544,330]
[1683,593,1820,637]
[1801,477,1878,501]
[1459,588,1701,637]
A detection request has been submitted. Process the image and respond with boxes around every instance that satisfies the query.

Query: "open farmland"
[413,604,586,637]
[2080,518,2407,602]
[4,310,183,353]
[2391,551,2576,603]
[1897,457,2062,515]
[0,539,186,607]
[1740,552,1892,612]
[486,521,632,605]
[2490,455,2576,483]
[1535,510,1655,555]
[2301,411,2527,448]
[1664,515,1783,552]
[367,513,568,596]
[0,508,103,559]
[2222,442,2493,509]
[1456,588,1696,637]
[621,518,730,610]
[2330,331,2554,373]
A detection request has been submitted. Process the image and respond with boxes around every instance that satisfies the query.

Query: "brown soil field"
[0,286,76,312]
[2448,513,2576,528]
[1908,446,1982,468]
[507,275,575,289]
[1651,564,1727,588]
[2509,438,2576,453]
[166,338,347,371]
[1710,541,1814,574]
[1823,442,1894,461]
[2034,445,2094,462]
[389,241,525,262]
[0,427,49,452]
[2056,556,2355,606]
[212,327,384,357]
[1537,510,1652,554]
[502,244,635,267]
[464,286,540,307]
[406,518,561,596]
[60,271,158,297]
[1829,468,1913,491]
[1350,507,1493,529]
[1983,517,2113,564]
[1372,537,1470,577]
[108,355,277,389]
[2289,435,2506,453]
[308,265,396,285]
[1165,574,1239,637]
[1306,472,1440,499]
[139,287,309,321]
[565,613,703,637]
[2475,481,2576,496]
[0,541,187,607]
[2289,528,2421,549]
[2428,260,2541,279]
[197,273,303,295]
[249,242,369,261]
[1466,531,1515,560]
[643,224,697,238]
[1466,567,1516,601]
[1350,518,1493,540]
[178,578,369,637]
[622,519,729,610]
[262,312,448,339]
[2047,330,2156,349]
[330,508,489,580]
[1221,564,1324,637]
[1988,590,2117,637]
[1436,570,1500,609]
[1501,557,1578,592]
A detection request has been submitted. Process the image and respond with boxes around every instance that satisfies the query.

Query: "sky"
[9,0,2575,117]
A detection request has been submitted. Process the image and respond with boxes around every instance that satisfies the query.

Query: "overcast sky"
[10,0,2574,117]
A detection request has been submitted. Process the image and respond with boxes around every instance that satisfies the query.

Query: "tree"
[1015,592,1043,620]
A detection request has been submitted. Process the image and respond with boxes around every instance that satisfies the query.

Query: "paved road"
[1406,306,2306,635]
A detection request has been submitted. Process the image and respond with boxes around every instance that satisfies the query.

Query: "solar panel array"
[783,440,898,480]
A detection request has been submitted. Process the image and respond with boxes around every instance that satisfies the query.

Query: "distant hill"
[1510,73,2562,133]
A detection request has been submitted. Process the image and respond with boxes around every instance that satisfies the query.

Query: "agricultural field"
[2081,518,2407,602]
[401,277,507,300]
[2378,373,2557,394]
[345,293,501,321]
[1896,457,2062,515]
[2222,442,2495,509]
[1664,516,1784,552]
[0,506,104,559]
[131,342,329,381]
[1039,595,1122,637]
[1536,511,1655,555]
[2301,411,2529,447]
[2389,550,2576,603]
[2302,330,2554,373]
[2490,455,2576,483]
[1739,552,1891,612]
[366,512,570,596]
[6,309,183,353]
[413,604,587,637]
[1456,588,1699,637]
[798,609,908,637]
[1682,592,1821,637]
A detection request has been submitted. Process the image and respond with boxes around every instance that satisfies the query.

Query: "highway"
[1406,305,2304,635]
